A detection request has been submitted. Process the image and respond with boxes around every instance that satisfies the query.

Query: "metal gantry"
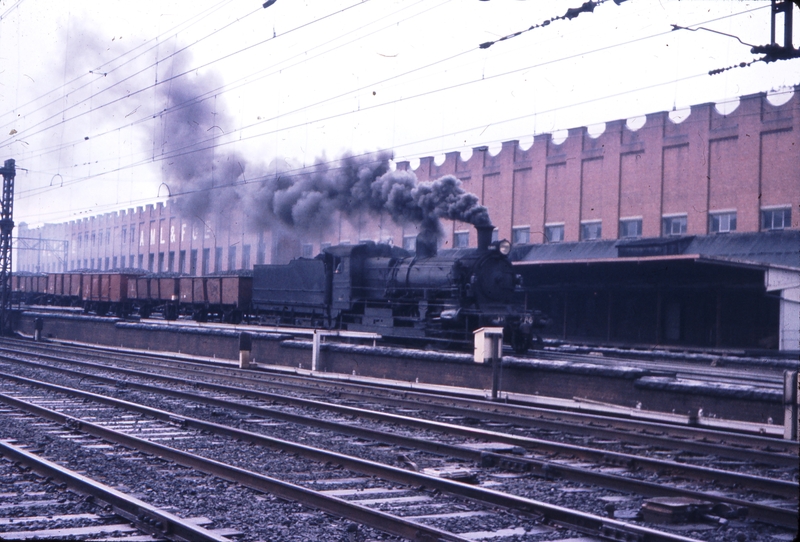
[14,236,69,272]
[0,159,15,335]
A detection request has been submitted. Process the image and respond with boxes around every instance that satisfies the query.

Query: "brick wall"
[16,89,799,271]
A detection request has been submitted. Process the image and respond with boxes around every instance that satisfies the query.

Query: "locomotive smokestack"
[476,224,495,251]
[415,229,438,258]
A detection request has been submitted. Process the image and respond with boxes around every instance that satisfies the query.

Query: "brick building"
[15,89,799,350]
[18,88,798,273]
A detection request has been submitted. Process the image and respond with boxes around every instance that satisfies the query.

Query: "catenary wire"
[10,0,447,163]
[0,0,240,129]
[0,0,374,150]
[5,0,768,159]
[10,3,771,179]
[19,77,795,213]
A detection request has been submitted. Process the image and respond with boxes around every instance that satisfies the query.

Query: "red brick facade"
[17,89,799,273]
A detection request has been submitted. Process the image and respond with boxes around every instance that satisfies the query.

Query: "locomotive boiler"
[252,224,545,353]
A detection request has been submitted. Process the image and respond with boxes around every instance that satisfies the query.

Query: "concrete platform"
[12,312,786,427]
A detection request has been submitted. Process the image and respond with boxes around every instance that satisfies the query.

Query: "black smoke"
[245,152,491,241]
[155,56,247,221]
[155,59,489,241]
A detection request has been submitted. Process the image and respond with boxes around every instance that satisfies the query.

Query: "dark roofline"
[512,230,800,271]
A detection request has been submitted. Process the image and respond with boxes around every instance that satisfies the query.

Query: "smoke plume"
[155,59,489,242]
[245,152,491,241]
[155,56,247,221]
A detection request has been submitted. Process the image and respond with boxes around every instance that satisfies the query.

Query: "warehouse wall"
[17,88,799,271]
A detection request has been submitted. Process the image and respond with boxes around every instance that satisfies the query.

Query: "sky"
[0,0,798,228]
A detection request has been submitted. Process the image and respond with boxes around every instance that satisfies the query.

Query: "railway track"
[1,338,791,441]
[0,372,701,542]
[0,432,234,541]
[0,339,796,541]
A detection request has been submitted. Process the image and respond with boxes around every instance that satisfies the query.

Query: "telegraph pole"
[0,159,16,336]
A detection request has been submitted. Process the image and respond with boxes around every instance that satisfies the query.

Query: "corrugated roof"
[512,230,799,270]
[510,239,618,262]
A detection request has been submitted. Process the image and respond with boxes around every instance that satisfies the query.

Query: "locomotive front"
[381,224,541,353]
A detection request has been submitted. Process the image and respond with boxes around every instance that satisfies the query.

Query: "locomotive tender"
[12,225,546,353]
[252,224,545,353]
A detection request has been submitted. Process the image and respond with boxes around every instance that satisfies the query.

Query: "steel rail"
[0,358,794,526]
[533,350,785,386]
[0,394,470,542]
[0,355,796,501]
[0,379,704,542]
[1,342,794,463]
[0,440,231,542]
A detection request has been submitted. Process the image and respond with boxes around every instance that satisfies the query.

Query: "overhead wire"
[12,0,449,165]
[76,4,779,178]
[11,2,770,180]
[21,77,796,211]
[0,0,240,129]
[0,0,374,150]
[20,82,796,225]
[0,3,266,147]
[10,3,783,214]
[0,0,26,21]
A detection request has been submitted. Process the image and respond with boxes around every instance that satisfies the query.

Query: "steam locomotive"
[12,225,546,353]
[252,224,546,353]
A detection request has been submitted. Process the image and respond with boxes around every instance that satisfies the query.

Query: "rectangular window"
[91,233,96,247]
[112,256,118,269]
[106,229,111,245]
[256,247,266,265]
[130,225,135,244]
[179,250,186,274]
[662,215,687,236]
[242,245,251,269]
[619,218,642,239]
[138,254,144,269]
[120,255,126,268]
[90,258,95,269]
[77,236,82,249]
[454,231,469,248]
[148,253,155,272]
[709,211,737,233]
[202,248,210,276]
[228,245,237,270]
[158,252,165,272]
[580,221,602,241]
[214,247,222,273]
[168,251,175,272]
[403,235,416,251]
[545,224,564,243]
[121,228,127,245]
[301,244,314,258]
[190,249,198,275]
[512,226,530,245]
[105,257,110,270]
[761,207,791,231]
